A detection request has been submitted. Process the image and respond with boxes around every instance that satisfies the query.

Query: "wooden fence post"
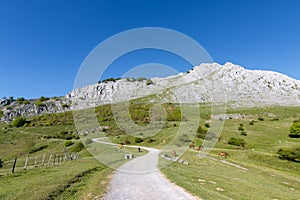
[12,158,17,173]
[24,155,29,170]
[34,156,38,167]
[53,154,56,165]
[48,154,53,166]
[64,153,67,162]
[41,154,46,166]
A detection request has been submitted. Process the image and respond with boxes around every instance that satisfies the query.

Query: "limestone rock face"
[2,62,300,123]
[0,97,71,123]
[68,62,300,109]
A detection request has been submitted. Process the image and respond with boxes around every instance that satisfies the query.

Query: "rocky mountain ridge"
[1,62,300,122]
[68,62,300,108]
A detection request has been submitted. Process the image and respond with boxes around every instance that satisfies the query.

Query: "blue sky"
[0,0,299,99]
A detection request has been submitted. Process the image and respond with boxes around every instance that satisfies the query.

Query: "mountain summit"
[1,62,300,122]
[68,62,300,108]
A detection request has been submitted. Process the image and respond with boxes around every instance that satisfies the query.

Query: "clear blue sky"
[0,0,300,99]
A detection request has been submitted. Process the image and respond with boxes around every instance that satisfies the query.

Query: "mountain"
[67,62,300,108]
[1,62,300,122]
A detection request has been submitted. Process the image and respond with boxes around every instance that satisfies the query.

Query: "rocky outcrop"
[2,62,300,123]
[68,62,300,108]
[0,97,71,123]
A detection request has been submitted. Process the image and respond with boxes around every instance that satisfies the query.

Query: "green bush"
[289,120,300,138]
[258,117,264,121]
[35,100,44,107]
[228,137,245,147]
[238,126,245,131]
[62,104,70,108]
[147,138,155,143]
[146,79,153,85]
[16,97,25,103]
[137,77,147,82]
[249,120,255,125]
[204,123,210,128]
[240,131,247,136]
[39,96,50,102]
[11,117,28,127]
[64,140,74,147]
[29,145,49,154]
[277,147,300,162]
[196,126,208,139]
[69,142,85,152]
[0,109,3,118]
[134,137,143,143]
[102,77,121,83]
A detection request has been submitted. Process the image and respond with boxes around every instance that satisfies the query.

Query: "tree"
[289,120,300,138]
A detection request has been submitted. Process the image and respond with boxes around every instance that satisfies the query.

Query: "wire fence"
[0,152,79,175]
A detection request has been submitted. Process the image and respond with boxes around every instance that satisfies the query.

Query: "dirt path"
[92,138,198,200]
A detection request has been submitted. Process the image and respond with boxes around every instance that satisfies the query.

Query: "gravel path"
[93,140,198,200]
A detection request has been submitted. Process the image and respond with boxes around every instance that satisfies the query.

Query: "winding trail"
[92,138,198,200]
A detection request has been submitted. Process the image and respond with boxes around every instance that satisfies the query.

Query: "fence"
[0,152,79,175]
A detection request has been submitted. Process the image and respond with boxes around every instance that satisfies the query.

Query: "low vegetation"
[1,100,300,199]
[228,137,246,147]
[289,119,300,138]
[277,147,300,162]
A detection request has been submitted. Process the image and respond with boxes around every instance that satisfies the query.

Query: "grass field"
[161,106,300,200]
[1,104,300,199]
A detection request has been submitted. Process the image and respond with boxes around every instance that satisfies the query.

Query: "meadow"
[0,103,300,199]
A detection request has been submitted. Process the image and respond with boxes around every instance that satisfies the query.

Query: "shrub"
[16,97,25,103]
[102,77,121,83]
[0,109,3,118]
[204,123,210,128]
[147,138,155,143]
[35,100,44,107]
[277,147,300,162]
[11,117,28,127]
[270,118,279,121]
[240,131,247,136]
[196,126,208,139]
[29,145,49,154]
[258,117,264,121]
[39,96,50,102]
[289,120,300,138]
[64,140,74,147]
[249,120,254,125]
[134,137,143,143]
[69,142,85,152]
[62,104,70,108]
[228,137,245,147]
[238,126,245,131]
[137,77,147,82]
[146,79,153,85]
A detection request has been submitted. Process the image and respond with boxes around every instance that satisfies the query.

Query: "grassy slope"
[1,104,300,199]
[161,106,300,200]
